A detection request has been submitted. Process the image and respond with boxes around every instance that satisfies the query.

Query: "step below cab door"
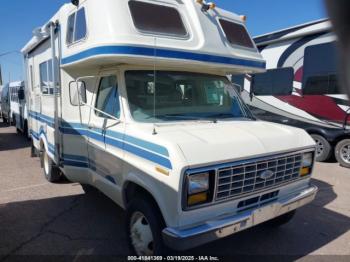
[87,74,125,197]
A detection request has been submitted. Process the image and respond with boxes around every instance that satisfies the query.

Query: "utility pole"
[0,64,2,86]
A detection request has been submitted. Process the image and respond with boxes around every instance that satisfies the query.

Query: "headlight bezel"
[184,170,215,208]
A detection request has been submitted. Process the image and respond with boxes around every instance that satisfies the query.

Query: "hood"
[156,121,315,167]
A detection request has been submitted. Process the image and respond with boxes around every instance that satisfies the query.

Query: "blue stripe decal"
[63,159,89,168]
[30,128,55,155]
[29,111,54,128]
[61,45,266,69]
[30,112,172,169]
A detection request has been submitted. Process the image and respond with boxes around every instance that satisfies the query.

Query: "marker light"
[196,0,216,12]
[240,15,247,23]
[208,2,216,10]
[155,166,169,176]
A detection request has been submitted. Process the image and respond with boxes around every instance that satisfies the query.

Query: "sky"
[0,0,327,84]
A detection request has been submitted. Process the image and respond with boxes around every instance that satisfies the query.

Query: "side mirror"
[251,67,294,96]
[231,74,245,93]
[69,81,87,106]
[18,89,25,100]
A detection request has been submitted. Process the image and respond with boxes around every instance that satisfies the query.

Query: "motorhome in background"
[236,19,350,168]
[0,81,28,134]
[1,83,11,123]
[9,81,29,136]
[22,0,317,254]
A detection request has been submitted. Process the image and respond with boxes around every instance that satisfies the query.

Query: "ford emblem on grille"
[259,170,275,180]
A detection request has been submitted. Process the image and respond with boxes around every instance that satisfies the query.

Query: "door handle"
[88,123,98,130]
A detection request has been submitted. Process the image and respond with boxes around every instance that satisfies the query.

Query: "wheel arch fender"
[122,172,177,227]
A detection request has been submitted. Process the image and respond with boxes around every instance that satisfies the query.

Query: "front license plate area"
[253,203,278,225]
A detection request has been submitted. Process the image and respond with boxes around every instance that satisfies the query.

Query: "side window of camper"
[39,60,54,95]
[128,1,187,37]
[303,42,342,95]
[66,13,76,44]
[95,76,120,119]
[67,8,87,45]
[219,19,255,49]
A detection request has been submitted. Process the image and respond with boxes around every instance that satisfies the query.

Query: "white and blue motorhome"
[23,0,318,255]
[0,81,28,134]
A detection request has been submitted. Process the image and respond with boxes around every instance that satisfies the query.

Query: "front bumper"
[162,185,318,251]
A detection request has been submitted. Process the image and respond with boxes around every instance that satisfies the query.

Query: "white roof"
[9,81,24,88]
[22,0,265,75]
[254,18,332,46]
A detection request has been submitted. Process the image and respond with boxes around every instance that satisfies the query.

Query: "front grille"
[216,153,304,201]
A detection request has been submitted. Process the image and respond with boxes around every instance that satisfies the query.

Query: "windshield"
[125,71,252,123]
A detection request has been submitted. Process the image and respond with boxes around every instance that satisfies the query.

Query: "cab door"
[87,74,125,193]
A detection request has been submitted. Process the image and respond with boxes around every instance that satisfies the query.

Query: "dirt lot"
[0,121,349,260]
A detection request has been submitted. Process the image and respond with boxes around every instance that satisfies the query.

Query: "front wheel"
[311,134,332,162]
[126,197,168,256]
[41,149,61,182]
[335,139,350,168]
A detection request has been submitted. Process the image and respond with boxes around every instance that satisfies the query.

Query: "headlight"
[186,172,213,207]
[302,152,313,167]
[300,152,314,177]
[188,172,209,195]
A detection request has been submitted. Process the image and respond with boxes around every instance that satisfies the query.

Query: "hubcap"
[130,212,154,256]
[314,138,324,157]
[340,143,350,164]
[44,151,49,175]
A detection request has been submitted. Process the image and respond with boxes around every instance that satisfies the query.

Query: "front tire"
[311,134,332,162]
[41,149,61,182]
[335,139,350,168]
[126,197,167,256]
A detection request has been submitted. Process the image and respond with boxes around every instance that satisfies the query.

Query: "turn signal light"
[300,167,311,177]
[188,192,208,206]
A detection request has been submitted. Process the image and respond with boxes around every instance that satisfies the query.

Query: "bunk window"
[66,13,76,44]
[39,60,54,95]
[66,7,87,45]
[128,1,187,37]
[303,42,342,95]
[95,76,120,119]
[219,19,255,48]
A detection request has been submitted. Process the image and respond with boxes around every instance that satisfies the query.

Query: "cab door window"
[95,76,120,119]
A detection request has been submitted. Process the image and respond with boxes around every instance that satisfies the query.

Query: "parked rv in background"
[1,83,11,124]
[10,81,29,136]
[235,19,350,168]
[0,81,29,136]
